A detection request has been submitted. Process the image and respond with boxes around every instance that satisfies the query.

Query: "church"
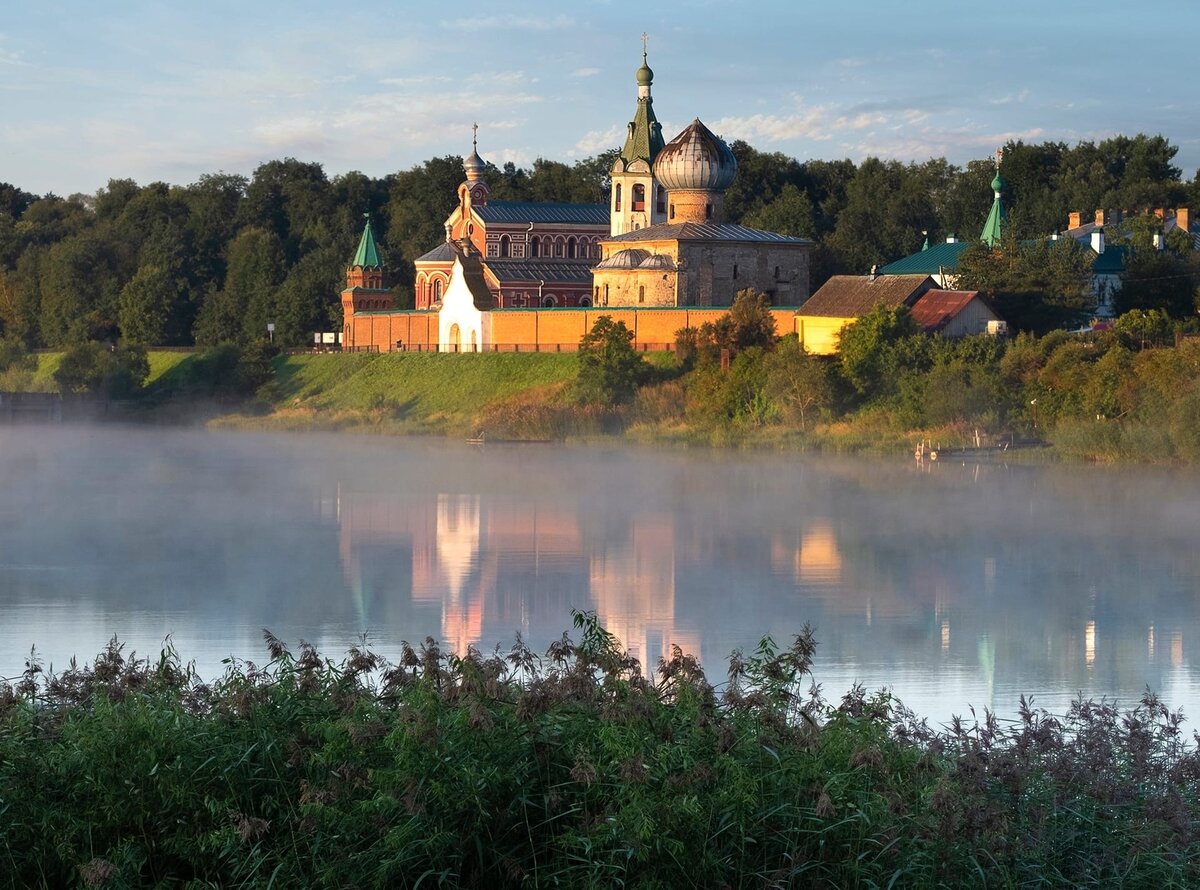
[340,49,813,353]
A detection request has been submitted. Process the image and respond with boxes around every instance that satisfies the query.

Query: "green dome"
[991,171,1005,193]
[636,55,653,86]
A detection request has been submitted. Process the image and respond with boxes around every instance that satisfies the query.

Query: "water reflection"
[1,426,1198,728]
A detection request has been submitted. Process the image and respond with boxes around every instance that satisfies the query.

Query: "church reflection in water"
[329,459,1198,726]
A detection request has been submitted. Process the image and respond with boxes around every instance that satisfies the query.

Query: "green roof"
[352,217,382,268]
[980,171,1007,248]
[879,241,972,275]
[615,55,665,170]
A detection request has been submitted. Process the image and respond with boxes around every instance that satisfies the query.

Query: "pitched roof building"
[795,273,935,354]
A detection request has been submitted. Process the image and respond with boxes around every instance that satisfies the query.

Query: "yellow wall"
[796,315,852,356]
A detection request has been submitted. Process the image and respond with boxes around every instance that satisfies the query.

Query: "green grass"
[3,616,1199,888]
[259,352,580,433]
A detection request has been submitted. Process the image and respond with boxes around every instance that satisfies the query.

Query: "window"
[615,183,622,211]
[669,204,675,220]
[567,237,577,259]
[632,184,645,212]
[580,296,591,307]
[555,240,564,257]
[603,284,609,305]
[542,295,557,308]
[529,236,540,257]
[499,235,511,257]
[594,286,600,302]
[656,186,666,214]
[774,265,780,280]
[732,264,738,280]
[433,279,443,302]
[638,285,645,304]
[705,203,712,220]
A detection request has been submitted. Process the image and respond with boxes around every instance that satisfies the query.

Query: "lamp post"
[1030,398,1038,430]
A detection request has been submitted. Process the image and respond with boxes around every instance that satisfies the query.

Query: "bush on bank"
[2,614,1199,888]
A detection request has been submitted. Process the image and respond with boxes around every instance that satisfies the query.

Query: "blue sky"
[2,1,1197,196]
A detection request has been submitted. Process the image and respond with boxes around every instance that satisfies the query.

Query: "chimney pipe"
[1178,208,1190,232]
[1068,211,1081,229]
[1094,209,1106,227]
[869,264,878,281]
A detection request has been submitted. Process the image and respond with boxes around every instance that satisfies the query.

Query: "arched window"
[705,203,712,220]
[555,239,564,258]
[594,286,600,302]
[529,236,540,257]
[470,330,478,352]
[638,285,645,304]
[580,296,592,307]
[433,279,443,302]
[656,186,666,214]
[632,184,645,212]
[448,323,461,352]
[499,235,511,257]
[615,183,622,211]
[567,237,577,259]
[732,264,738,280]
[603,284,609,305]
[542,295,557,308]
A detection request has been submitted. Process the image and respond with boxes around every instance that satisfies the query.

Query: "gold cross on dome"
[472,122,478,149]
[994,147,1004,169]
[642,32,648,58]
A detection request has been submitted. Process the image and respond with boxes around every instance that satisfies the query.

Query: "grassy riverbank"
[2,615,1197,888]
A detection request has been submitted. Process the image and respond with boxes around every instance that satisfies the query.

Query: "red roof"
[909,289,981,332]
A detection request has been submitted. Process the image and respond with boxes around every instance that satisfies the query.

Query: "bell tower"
[610,35,666,236]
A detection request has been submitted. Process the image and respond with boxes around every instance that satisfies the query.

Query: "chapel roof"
[351,217,383,268]
[607,221,813,245]
[614,50,666,171]
[414,242,457,263]
[653,119,738,192]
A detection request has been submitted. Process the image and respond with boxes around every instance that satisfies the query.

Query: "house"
[795,273,935,354]
[909,289,1004,337]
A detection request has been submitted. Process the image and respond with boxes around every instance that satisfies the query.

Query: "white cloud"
[709,109,832,143]
[572,67,601,78]
[569,124,624,156]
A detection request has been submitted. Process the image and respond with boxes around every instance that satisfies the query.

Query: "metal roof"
[352,218,382,268]
[879,241,972,275]
[414,242,456,263]
[608,221,812,245]
[909,289,984,332]
[475,201,609,226]
[484,259,594,284]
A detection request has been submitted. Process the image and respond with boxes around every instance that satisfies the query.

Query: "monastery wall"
[346,307,801,352]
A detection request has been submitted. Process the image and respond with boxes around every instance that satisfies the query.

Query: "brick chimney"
[1178,208,1191,232]
[1094,209,1106,227]
[1068,211,1081,229]
[1154,207,1167,220]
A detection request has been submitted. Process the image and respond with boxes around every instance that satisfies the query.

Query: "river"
[1,425,1197,728]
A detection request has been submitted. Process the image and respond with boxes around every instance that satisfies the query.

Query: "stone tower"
[610,43,666,236]
[341,215,393,341]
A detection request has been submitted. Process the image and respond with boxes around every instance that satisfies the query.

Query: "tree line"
[1,133,1198,350]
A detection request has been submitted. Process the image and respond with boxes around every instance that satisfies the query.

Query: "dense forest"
[1,133,1198,350]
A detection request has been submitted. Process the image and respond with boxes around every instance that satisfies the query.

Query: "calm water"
[1,425,1197,728]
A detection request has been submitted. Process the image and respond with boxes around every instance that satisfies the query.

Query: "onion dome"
[463,124,486,181]
[595,248,652,269]
[991,170,1005,194]
[636,51,653,86]
[653,119,737,192]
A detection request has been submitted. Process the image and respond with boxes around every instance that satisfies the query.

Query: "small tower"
[610,36,666,236]
[341,215,393,345]
[980,148,1007,248]
[453,124,491,252]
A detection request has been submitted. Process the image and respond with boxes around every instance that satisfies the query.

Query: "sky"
[2,0,1199,197]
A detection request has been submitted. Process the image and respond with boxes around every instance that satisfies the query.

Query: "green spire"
[980,149,1007,248]
[615,39,665,170]
[352,214,382,268]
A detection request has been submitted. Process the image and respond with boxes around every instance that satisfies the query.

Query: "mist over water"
[1,424,1198,727]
